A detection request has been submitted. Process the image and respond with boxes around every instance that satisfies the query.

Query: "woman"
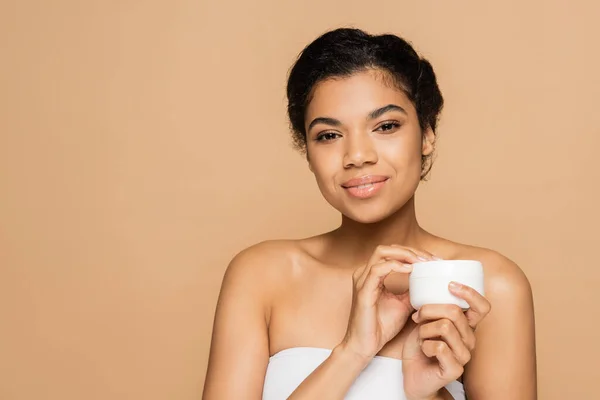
[202,28,536,399]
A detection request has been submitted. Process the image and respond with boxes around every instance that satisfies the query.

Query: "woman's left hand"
[402,282,492,400]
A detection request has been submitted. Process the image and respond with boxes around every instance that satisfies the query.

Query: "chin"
[338,203,398,224]
[321,187,414,225]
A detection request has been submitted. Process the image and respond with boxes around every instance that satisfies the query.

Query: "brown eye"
[316,132,340,142]
[377,122,401,132]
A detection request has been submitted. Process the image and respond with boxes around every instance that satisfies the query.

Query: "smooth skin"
[203,69,537,399]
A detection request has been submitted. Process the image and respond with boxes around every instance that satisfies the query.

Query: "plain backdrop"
[1,1,599,399]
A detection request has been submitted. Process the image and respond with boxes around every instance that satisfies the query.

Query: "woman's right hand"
[339,245,437,362]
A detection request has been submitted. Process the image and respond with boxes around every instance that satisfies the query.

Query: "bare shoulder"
[221,238,315,293]
[228,239,300,268]
[431,239,537,398]
[225,239,298,274]
[448,242,533,301]
[204,239,310,397]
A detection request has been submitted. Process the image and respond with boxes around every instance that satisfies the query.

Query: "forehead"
[305,69,416,123]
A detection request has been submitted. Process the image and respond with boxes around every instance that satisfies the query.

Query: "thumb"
[395,291,415,312]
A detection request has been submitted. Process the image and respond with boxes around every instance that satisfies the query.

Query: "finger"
[449,281,491,328]
[413,304,475,350]
[393,290,413,309]
[352,264,367,285]
[356,259,385,288]
[353,258,381,287]
[396,245,440,261]
[360,260,412,299]
[368,245,425,266]
[421,340,464,380]
[419,319,472,365]
[357,246,420,287]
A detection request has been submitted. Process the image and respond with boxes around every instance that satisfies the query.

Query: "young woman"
[202,27,536,400]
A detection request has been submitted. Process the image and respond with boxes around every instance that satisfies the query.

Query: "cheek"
[309,152,338,184]
[309,155,345,203]
[378,136,422,171]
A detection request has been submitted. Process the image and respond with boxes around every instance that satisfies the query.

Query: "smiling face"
[305,69,435,224]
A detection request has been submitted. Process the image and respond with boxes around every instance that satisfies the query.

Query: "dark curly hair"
[286,28,444,179]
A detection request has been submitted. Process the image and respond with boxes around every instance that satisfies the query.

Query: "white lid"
[410,260,483,278]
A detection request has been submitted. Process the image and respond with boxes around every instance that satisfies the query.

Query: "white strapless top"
[262,347,465,400]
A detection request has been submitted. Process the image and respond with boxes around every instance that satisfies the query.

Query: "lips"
[341,175,389,199]
[341,175,389,188]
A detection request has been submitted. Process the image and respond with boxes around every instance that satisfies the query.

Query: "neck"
[328,196,428,267]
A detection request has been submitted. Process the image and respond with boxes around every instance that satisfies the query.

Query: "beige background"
[1,1,599,399]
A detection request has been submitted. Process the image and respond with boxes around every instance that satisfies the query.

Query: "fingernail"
[412,311,420,322]
[433,256,443,260]
[417,256,427,261]
[398,263,411,270]
[449,281,462,291]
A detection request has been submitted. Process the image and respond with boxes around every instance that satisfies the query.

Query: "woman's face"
[305,69,434,224]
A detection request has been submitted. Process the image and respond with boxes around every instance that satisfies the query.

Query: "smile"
[341,175,389,199]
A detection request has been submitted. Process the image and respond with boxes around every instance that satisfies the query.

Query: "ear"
[421,127,435,157]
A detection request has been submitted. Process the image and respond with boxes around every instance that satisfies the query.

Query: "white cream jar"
[409,260,485,310]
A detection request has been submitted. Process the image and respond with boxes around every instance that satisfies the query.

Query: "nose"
[343,134,378,168]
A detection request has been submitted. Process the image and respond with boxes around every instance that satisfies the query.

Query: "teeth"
[356,183,374,189]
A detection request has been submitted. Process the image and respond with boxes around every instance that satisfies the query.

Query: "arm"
[287,343,370,399]
[290,246,432,399]
[202,247,271,399]
[203,243,430,399]
[290,349,455,399]
[202,244,369,400]
[463,253,537,399]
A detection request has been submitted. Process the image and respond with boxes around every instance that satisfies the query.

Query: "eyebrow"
[307,104,407,132]
[369,104,407,120]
